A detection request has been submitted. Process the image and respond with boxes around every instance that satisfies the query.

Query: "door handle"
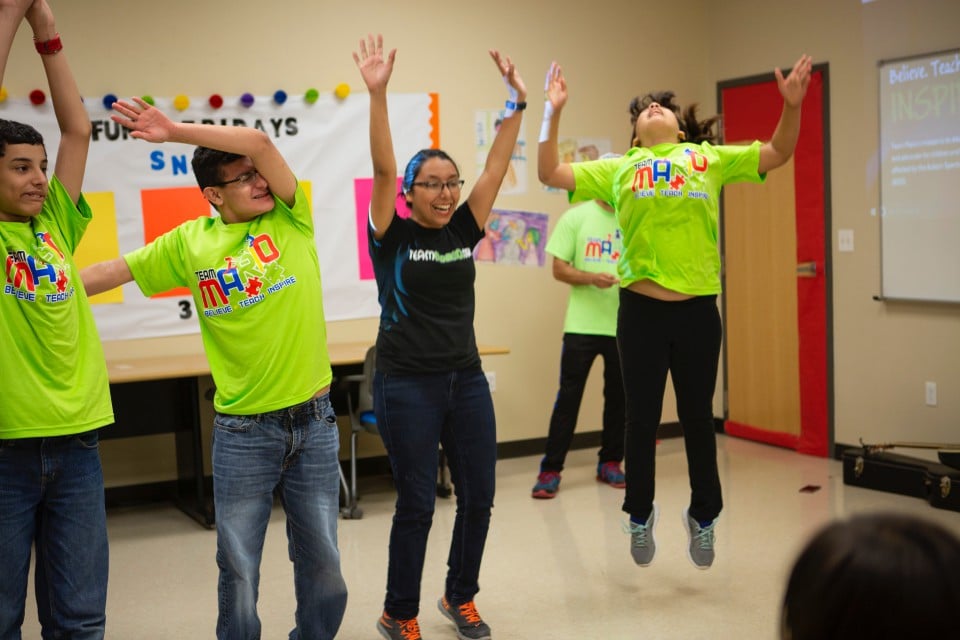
[796,261,817,278]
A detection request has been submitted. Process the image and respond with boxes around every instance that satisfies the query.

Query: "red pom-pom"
[209,94,224,109]
[29,89,46,105]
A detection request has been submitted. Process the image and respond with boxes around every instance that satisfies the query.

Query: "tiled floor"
[22,435,960,639]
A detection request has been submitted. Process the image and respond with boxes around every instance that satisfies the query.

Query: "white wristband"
[503,75,519,104]
[539,101,555,143]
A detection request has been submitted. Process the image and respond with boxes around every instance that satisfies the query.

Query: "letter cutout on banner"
[1,92,436,340]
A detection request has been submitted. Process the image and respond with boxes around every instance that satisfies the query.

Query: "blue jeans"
[212,393,347,640]
[541,333,625,473]
[374,367,496,620]
[0,431,109,640]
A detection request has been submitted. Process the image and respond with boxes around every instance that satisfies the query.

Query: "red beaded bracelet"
[34,34,63,55]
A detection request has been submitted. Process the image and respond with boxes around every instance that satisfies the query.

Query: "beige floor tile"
[21,435,960,639]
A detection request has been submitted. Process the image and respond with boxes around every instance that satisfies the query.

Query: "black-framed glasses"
[411,179,464,193]
[216,169,261,187]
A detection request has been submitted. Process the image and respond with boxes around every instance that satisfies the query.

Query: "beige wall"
[4,0,957,483]
[703,0,960,458]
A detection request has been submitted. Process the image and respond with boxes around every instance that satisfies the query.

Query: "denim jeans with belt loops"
[212,393,347,640]
[374,367,497,620]
[0,430,109,640]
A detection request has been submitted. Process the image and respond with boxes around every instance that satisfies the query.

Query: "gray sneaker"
[683,508,717,569]
[624,504,659,566]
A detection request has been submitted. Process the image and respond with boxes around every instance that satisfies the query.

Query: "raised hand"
[545,61,567,112]
[111,97,175,143]
[24,0,54,39]
[490,50,527,103]
[776,54,813,108]
[0,0,34,17]
[353,33,395,93]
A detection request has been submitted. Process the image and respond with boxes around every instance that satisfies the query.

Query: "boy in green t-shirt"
[0,1,114,637]
[531,199,626,499]
[81,99,347,639]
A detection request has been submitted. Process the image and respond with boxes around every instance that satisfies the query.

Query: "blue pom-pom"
[273,90,288,105]
[102,93,118,109]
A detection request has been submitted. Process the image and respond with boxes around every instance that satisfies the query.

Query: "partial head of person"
[0,119,48,222]
[627,91,719,149]
[192,146,272,224]
[401,148,464,229]
[781,512,960,640]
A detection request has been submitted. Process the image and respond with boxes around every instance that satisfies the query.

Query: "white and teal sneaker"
[624,504,659,566]
[683,508,717,569]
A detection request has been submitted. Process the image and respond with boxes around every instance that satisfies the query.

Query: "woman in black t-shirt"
[354,34,526,640]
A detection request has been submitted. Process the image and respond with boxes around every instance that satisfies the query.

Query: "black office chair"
[337,346,454,517]
[339,345,379,519]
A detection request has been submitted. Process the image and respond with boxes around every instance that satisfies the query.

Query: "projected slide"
[879,49,960,302]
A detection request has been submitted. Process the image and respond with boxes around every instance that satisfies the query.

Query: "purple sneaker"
[597,461,626,488]
[531,471,561,499]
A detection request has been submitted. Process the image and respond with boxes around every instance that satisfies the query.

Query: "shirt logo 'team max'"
[194,233,296,318]
[4,232,73,304]
[631,150,710,199]
[583,230,621,263]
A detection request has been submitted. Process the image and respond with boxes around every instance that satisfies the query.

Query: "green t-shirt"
[571,141,763,295]
[125,183,331,415]
[545,200,621,337]
[0,176,113,438]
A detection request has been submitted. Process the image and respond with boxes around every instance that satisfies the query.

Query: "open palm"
[490,50,527,100]
[777,54,813,108]
[353,34,395,92]
[111,97,175,143]
[545,62,568,111]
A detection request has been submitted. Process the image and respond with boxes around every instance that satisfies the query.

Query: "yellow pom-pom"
[0,86,7,102]
[334,83,350,100]
[173,94,190,111]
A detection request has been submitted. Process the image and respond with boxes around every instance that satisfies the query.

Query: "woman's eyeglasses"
[411,179,465,193]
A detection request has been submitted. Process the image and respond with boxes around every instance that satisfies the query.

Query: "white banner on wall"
[1,92,435,341]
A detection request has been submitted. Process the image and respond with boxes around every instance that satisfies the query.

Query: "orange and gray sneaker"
[438,597,491,640]
[377,611,422,640]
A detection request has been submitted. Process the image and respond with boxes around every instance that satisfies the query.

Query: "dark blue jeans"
[374,368,496,620]
[212,393,347,640]
[618,291,724,523]
[541,333,625,473]
[0,431,109,640]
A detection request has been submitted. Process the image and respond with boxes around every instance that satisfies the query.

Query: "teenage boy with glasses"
[81,97,348,640]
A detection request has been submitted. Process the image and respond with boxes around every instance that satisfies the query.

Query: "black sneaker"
[377,611,422,640]
[438,596,491,640]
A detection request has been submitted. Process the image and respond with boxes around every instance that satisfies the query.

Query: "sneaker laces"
[397,618,421,639]
[693,521,717,549]
[457,601,483,625]
[535,472,559,488]
[622,519,651,546]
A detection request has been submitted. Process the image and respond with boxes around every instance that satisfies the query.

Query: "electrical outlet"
[838,229,854,252]
[925,381,938,407]
[486,371,496,392]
